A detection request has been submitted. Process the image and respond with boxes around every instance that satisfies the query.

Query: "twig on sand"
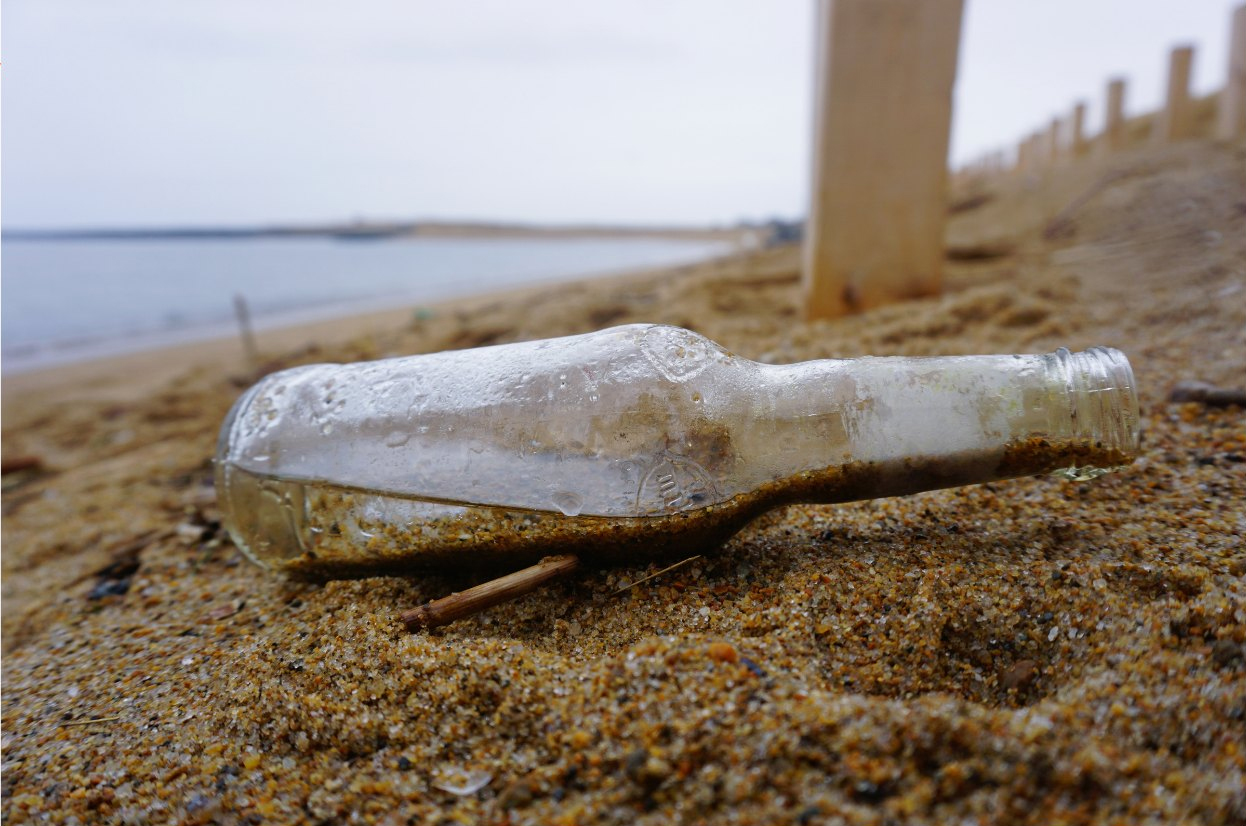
[58,716,121,728]
[400,555,581,631]
[613,555,703,596]
[233,293,260,375]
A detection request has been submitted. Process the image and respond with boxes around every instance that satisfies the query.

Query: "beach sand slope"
[2,140,1245,824]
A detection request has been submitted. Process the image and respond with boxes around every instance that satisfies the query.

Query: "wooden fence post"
[1217,4,1246,140]
[1071,101,1089,157]
[1103,78,1128,153]
[1155,45,1196,143]
[803,0,965,320]
[1028,134,1041,172]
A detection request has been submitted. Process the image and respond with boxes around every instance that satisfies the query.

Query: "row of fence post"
[963,4,1246,181]
[804,1,1246,322]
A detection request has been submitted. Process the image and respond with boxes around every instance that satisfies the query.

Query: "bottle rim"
[1051,346,1141,457]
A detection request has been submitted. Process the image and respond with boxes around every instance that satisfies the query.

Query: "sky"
[2,0,1240,229]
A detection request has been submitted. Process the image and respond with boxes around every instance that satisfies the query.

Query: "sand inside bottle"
[220,435,1133,580]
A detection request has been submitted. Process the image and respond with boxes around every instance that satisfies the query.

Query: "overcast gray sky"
[2,0,1240,228]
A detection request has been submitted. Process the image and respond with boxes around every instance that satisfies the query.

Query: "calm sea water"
[1,235,731,373]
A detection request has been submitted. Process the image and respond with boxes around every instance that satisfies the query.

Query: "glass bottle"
[215,324,1139,579]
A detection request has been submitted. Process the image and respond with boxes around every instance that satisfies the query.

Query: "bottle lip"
[1051,346,1141,457]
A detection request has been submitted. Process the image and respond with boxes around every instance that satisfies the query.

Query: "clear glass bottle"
[215,324,1139,578]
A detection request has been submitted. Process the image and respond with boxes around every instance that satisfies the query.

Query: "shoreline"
[0,254,730,419]
[3,221,754,244]
[2,236,742,379]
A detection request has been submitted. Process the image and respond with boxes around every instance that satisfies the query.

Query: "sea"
[1,235,734,374]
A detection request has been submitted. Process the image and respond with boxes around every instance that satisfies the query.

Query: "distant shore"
[2,219,760,244]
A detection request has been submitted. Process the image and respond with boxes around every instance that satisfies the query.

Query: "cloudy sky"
[3,0,1240,228]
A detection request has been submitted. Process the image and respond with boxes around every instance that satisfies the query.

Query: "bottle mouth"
[1051,346,1141,459]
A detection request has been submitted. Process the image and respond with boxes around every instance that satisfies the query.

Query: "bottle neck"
[745,347,1139,503]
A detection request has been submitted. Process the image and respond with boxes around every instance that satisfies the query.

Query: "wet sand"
[3,139,1244,824]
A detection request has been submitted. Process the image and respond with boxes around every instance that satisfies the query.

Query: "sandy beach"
[3,137,1244,824]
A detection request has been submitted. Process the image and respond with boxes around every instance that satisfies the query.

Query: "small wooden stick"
[613,555,702,595]
[400,554,580,631]
[233,293,259,375]
[58,716,121,728]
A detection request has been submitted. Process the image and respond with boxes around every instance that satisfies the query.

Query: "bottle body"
[215,324,1139,578]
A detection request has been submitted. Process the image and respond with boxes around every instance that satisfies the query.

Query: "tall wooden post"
[1103,78,1128,153]
[1047,117,1063,164]
[1217,4,1246,140]
[1070,101,1089,157]
[1155,45,1196,143]
[803,0,965,320]
[1027,132,1045,172]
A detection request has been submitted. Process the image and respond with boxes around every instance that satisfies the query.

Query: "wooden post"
[1217,4,1246,140]
[1070,101,1089,157]
[1155,45,1196,143]
[1025,132,1043,173]
[1103,78,1128,153]
[1047,117,1063,165]
[803,0,965,320]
